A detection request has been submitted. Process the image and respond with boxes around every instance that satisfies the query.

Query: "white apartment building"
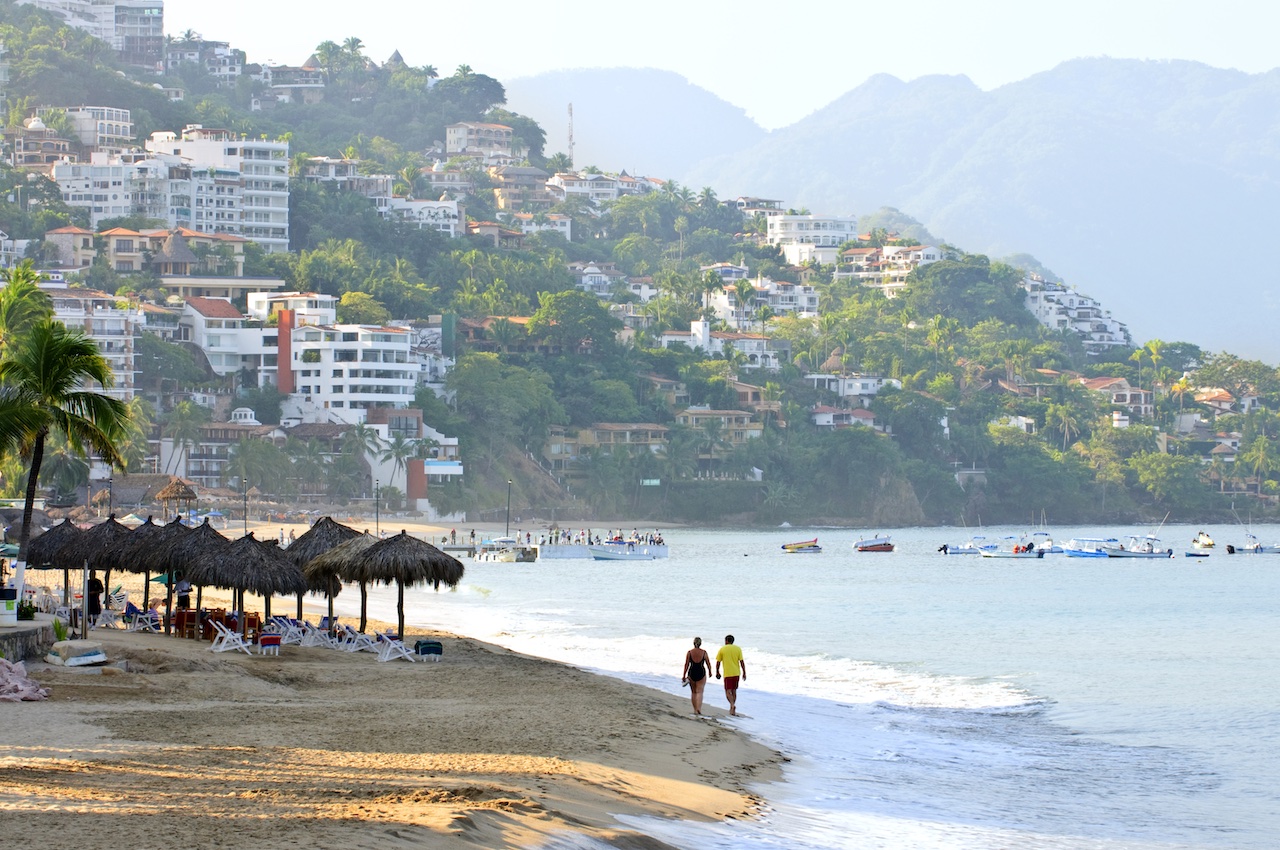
[767,213,857,265]
[42,284,141,401]
[708,277,819,328]
[733,197,784,217]
[52,151,242,234]
[659,320,783,370]
[804,373,901,404]
[278,312,417,426]
[386,197,463,237]
[834,244,944,291]
[510,212,572,240]
[301,157,394,216]
[546,171,623,206]
[1022,275,1129,353]
[445,122,521,164]
[17,0,164,69]
[180,296,273,379]
[165,39,242,88]
[146,125,290,252]
[568,261,627,298]
[38,105,133,152]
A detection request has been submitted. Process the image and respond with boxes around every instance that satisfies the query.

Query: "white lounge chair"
[376,633,418,663]
[300,622,339,649]
[338,625,378,653]
[209,621,252,654]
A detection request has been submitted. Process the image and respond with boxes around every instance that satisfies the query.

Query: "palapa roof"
[155,479,198,502]
[304,532,379,583]
[287,516,362,567]
[59,516,134,572]
[25,519,85,568]
[192,533,306,596]
[356,531,464,589]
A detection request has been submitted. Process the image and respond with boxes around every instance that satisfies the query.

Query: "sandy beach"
[1,532,780,849]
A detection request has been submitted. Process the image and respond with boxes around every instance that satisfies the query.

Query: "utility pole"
[567,103,574,167]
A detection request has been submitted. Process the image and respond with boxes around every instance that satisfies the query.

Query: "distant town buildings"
[17,0,164,69]
[767,213,857,265]
[1022,275,1129,353]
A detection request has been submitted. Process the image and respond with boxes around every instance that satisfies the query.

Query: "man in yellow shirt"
[714,634,746,716]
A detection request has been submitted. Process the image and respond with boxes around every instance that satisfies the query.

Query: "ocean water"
[336,525,1280,850]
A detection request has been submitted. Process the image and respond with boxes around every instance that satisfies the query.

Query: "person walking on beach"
[715,634,746,716]
[87,570,104,629]
[682,637,713,715]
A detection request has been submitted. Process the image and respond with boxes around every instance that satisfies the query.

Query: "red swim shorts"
[723,675,740,690]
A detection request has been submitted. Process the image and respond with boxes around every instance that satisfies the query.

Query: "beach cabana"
[58,516,135,618]
[164,519,230,633]
[353,531,464,640]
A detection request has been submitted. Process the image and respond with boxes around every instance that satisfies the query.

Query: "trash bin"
[0,587,17,628]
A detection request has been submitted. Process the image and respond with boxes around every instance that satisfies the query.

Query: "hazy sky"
[165,0,1280,129]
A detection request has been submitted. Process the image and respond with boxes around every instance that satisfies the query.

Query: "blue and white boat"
[1062,537,1116,558]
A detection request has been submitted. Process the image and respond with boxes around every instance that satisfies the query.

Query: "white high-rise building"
[146,125,289,252]
[767,213,857,265]
[16,1,163,69]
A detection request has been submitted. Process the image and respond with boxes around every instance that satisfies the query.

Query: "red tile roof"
[186,296,244,319]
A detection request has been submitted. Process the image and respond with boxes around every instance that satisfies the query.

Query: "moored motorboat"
[1031,531,1062,554]
[1062,537,1116,558]
[980,536,1045,559]
[1105,535,1174,558]
[854,534,894,552]
[939,536,995,555]
[1191,530,1215,550]
[782,538,822,554]
[1229,533,1280,554]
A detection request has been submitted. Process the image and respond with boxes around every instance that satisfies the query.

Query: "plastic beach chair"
[376,633,418,663]
[209,621,252,655]
[338,624,378,653]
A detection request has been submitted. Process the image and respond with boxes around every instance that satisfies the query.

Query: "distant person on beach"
[715,635,746,716]
[682,637,713,715]
[87,571,104,628]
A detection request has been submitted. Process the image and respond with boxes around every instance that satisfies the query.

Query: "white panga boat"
[939,536,995,555]
[473,537,527,563]
[854,534,894,552]
[1230,533,1280,554]
[981,536,1046,559]
[1105,535,1174,558]
[782,538,822,554]
[1062,537,1117,558]
[1031,531,1062,554]
[589,545,658,561]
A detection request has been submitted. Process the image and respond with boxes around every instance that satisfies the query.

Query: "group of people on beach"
[681,635,746,716]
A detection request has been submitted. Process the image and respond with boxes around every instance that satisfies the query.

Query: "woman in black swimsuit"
[682,636,712,715]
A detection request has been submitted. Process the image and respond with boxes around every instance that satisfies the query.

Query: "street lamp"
[374,480,380,537]
[505,479,513,537]
[243,479,249,537]
[107,474,113,516]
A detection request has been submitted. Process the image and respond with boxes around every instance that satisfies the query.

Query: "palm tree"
[454,64,473,77]
[379,433,417,488]
[1240,436,1277,494]
[733,278,754,327]
[162,400,208,474]
[119,396,155,472]
[0,261,54,351]
[0,319,130,590]
[287,438,330,501]
[1046,403,1082,451]
[701,270,724,313]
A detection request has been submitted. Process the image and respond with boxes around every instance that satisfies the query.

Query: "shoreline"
[3,573,783,848]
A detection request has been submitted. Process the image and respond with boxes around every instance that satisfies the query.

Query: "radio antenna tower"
[567,102,574,167]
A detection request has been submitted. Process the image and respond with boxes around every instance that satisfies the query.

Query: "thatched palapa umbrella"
[355,530,465,639]
[189,532,305,635]
[26,519,85,606]
[115,516,188,613]
[165,519,230,633]
[155,478,197,521]
[58,516,134,626]
[286,516,361,620]
[304,532,379,633]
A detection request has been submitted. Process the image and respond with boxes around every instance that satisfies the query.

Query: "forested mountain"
[681,60,1280,357]
[506,68,766,176]
[512,62,1280,356]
